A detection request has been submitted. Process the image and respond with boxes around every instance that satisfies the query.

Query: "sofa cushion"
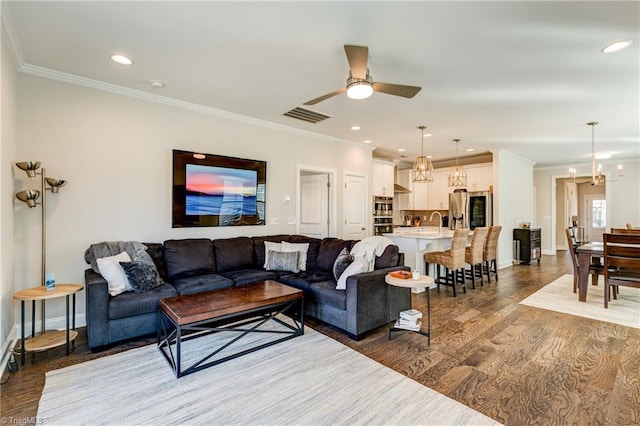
[310,280,346,310]
[252,235,291,269]
[143,243,168,282]
[374,245,400,269]
[266,250,300,273]
[333,248,354,281]
[220,269,280,287]
[282,241,309,271]
[316,238,351,272]
[290,235,321,271]
[97,252,133,296]
[119,260,164,293]
[214,237,255,272]
[108,283,178,320]
[278,270,333,291]
[164,239,216,280]
[172,273,234,295]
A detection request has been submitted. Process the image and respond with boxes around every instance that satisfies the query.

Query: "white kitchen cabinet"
[466,163,493,192]
[372,161,395,197]
[411,180,429,209]
[427,169,449,210]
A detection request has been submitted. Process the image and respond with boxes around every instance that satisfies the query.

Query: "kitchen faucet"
[429,211,443,234]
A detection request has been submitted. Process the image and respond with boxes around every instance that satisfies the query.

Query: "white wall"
[534,158,640,254]
[12,73,373,329]
[494,149,535,268]
[1,36,18,355]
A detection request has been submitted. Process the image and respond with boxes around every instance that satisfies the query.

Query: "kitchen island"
[383,227,458,292]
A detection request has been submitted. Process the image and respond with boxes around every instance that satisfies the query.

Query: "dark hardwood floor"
[2,251,639,425]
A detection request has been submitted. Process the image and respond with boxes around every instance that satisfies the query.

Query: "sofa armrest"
[344,265,411,338]
[85,268,110,349]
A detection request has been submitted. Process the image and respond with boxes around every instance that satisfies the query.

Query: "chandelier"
[448,138,467,187]
[412,125,434,183]
[588,121,604,186]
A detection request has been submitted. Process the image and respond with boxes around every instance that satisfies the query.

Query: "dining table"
[575,241,603,302]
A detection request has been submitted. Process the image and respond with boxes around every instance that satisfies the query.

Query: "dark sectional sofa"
[84,235,411,349]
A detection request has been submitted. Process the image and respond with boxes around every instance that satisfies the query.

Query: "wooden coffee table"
[157,280,304,377]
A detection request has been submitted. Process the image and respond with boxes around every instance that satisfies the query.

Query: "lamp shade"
[16,161,41,178]
[16,189,40,208]
[45,178,67,193]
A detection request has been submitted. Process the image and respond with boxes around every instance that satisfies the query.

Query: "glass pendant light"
[588,122,604,186]
[448,138,467,187]
[412,125,434,183]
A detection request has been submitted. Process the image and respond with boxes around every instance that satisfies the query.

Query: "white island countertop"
[383,227,471,283]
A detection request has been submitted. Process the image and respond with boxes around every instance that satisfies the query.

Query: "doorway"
[343,172,368,240]
[585,195,606,242]
[297,166,336,238]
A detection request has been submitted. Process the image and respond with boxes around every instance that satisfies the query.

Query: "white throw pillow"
[97,251,133,296]
[282,241,310,271]
[336,258,366,290]
[263,241,282,268]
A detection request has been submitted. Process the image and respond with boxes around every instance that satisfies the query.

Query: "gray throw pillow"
[120,261,164,293]
[266,250,300,273]
[333,248,354,281]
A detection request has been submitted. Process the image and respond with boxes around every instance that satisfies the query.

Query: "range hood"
[393,165,411,194]
[394,183,411,194]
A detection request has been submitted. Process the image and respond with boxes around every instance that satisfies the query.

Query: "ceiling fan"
[303,45,422,105]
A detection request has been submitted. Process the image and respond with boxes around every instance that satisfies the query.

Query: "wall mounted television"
[172,149,266,227]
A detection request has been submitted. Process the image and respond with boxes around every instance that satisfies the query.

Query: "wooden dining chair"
[464,227,489,289]
[565,228,603,293]
[603,233,640,308]
[483,225,502,283]
[611,228,640,235]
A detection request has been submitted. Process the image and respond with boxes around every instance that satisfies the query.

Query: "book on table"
[394,318,422,331]
[399,309,422,321]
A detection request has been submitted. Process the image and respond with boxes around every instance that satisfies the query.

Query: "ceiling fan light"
[346,81,373,100]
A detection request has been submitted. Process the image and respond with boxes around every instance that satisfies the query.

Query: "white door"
[343,173,367,239]
[299,173,330,238]
[585,194,606,242]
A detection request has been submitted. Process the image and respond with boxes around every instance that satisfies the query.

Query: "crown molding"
[1,0,25,68]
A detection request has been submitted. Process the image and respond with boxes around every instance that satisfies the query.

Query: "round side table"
[385,273,436,345]
[13,284,83,365]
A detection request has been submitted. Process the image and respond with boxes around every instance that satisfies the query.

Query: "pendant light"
[448,138,467,187]
[588,121,604,186]
[412,125,434,183]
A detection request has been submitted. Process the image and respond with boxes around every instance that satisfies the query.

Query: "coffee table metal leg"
[65,295,70,355]
[21,301,25,365]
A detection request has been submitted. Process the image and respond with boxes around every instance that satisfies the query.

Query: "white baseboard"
[1,325,18,373]
[542,249,556,256]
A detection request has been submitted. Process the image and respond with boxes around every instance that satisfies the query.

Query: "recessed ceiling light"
[110,54,133,65]
[351,126,361,130]
[363,140,371,144]
[423,133,432,138]
[398,148,406,152]
[601,40,632,53]
[466,148,475,152]
[595,152,612,160]
[150,80,165,88]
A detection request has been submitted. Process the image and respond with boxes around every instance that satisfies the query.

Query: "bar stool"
[483,225,502,283]
[465,227,489,289]
[424,228,470,297]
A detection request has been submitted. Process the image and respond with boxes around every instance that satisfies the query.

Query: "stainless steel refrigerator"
[449,190,469,229]
[449,190,493,230]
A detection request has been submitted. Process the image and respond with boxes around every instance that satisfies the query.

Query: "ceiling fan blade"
[373,82,422,98]
[303,88,347,105]
[344,45,369,80]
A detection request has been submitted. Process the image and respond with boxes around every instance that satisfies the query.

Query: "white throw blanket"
[350,236,394,272]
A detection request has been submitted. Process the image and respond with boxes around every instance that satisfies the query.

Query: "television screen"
[172,150,266,227]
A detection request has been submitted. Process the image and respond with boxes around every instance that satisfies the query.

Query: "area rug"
[519,274,640,329]
[37,321,499,426]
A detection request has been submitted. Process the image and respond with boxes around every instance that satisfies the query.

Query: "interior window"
[591,199,606,228]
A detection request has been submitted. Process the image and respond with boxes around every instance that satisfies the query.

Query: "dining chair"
[424,228,470,297]
[627,223,633,229]
[603,233,640,308]
[565,228,603,293]
[611,228,640,235]
[464,227,489,289]
[483,225,502,283]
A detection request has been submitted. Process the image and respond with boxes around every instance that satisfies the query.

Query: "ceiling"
[3,1,639,168]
